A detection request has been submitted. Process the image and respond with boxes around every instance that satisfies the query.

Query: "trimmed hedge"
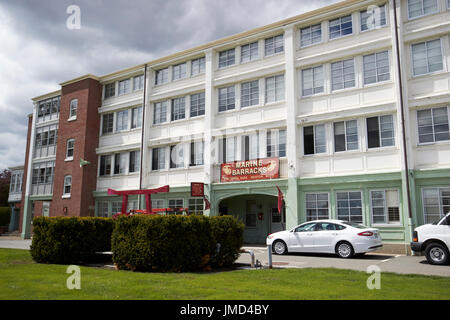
[111,215,244,272]
[0,207,11,227]
[30,217,114,264]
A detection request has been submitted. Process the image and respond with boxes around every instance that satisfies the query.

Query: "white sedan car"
[266,220,382,258]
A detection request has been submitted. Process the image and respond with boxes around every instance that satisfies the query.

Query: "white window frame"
[153,101,168,125]
[101,113,114,135]
[66,139,75,160]
[69,99,78,120]
[266,129,286,158]
[417,106,450,144]
[129,150,140,173]
[152,147,166,171]
[113,152,128,175]
[118,78,131,96]
[302,65,324,96]
[265,74,285,103]
[366,114,395,149]
[422,187,450,224]
[131,106,143,129]
[191,57,205,76]
[336,191,364,224]
[331,58,355,91]
[190,141,204,167]
[218,48,235,68]
[155,68,169,85]
[115,109,129,132]
[329,14,353,40]
[188,198,204,215]
[303,124,327,155]
[169,144,184,169]
[104,83,115,99]
[63,175,72,197]
[411,38,444,76]
[363,51,390,85]
[240,80,259,108]
[99,154,112,177]
[305,193,330,221]
[172,62,187,81]
[407,0,439,20]
[333,120,359,152]
[300,23,322,47]
[218,85,235,112]
[240,42,259,63]
[133,75,144,91]
[171,97,186,121]
[370,189,402,225]
[190,92,205,117]
[360,4,387,32]
[264,34,284,56]
[219,136,237,163]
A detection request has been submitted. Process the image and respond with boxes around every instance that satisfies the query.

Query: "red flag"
[203,195,211,210]
[276,186,284,214]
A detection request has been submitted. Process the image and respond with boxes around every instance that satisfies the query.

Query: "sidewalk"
[0,237,32,250]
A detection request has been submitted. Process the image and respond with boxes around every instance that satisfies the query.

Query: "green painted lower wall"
[92,168,450,245]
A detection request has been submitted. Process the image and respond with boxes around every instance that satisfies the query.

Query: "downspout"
[138,64,148,208]
[392,0,413,221]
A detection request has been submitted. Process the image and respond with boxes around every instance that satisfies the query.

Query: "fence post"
[267,244,273,269]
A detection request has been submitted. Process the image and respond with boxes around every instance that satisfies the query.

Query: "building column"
[284,24,301,228]
[21,103,37,239]
[204,49,215,216]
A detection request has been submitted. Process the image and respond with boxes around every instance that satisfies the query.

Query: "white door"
[42,202,50,217]
[289,222,316,252]
[270,207,285,233]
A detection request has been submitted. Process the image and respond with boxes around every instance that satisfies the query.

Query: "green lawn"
[0,248,449,300]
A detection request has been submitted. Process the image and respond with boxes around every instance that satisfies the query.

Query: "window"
[411,39,443,76]
[118,79,131,95]
[331,59,355,91]
[152,199,165,209]
[241,80,259,107]
[360,4,387,31]
[242,133,259,161]
[129,151,140,173]
[112,201,122,215]
[34,125,58,158]
[99,155,111,176]
[153,101,168,124]
[422,188,450,223]
[37,96,60,123]
[304,124,326,155]
[370,190,400,224]
[190,92,205,117]
[241,42,258,62]
[265,74,284,103]
[306,193,329,221]
[363,51,390,84]
[300,24,322,47]
[337,191,363,223]
[264,34,284,56]
[155,68,169,85]
[104,83,115,99]
[219,136,237,163]
[334,120,358,152]
[152,147,166,171]
[189,198,204,215]
[170,144,184,169]
[114,153,127,175]
[97,201,109,218]
[168,199,184,213]
[63,175,72,196]
[218,86,235,112]
[267,129,286,157]
[190,141,204,166]
[69,99,78,119]
[367,115,395,148]
[131,106,143,129]
[133,75,144,91]
[329,15,353,39]
[218,48,235,68]
[302,66,324,96]
[295,223,316,232]
[408,0,438,19]
[191,57,205,75]
[66,139,74,159]
[31,161,55,195]
[102,113,114,135]
[116,110,128,132]
[171,97,185,121]
[127,200,139,212]
[417,107,450,143]
[172,62,187,80]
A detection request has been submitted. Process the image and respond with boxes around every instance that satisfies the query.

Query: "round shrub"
[0,207,11,227]
[111,215,244,272]
[30,217,114,264]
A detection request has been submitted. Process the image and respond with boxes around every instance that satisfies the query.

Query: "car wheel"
[425,242,449,265]
[273,240,288,255]
[336,241,354,259]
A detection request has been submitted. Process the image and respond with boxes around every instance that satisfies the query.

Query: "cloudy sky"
[0,0,340,170]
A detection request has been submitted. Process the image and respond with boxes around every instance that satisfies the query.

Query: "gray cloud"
[0,0,340,169]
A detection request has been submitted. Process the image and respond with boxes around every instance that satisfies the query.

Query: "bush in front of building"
[210,215,244,268]
[111,215,244,272]
[0,207,11,227]
[30,217,114,264]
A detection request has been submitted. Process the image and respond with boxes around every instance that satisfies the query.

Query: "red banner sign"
[190,182,205,197]
[221,158,279,182]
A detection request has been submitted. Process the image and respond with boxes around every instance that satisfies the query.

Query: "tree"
[0,169,11,207]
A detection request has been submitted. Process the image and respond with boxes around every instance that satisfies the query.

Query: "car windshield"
[433,213,450,225]
[341,221,368,229]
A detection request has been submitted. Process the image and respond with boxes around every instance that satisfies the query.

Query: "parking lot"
[237,246,450,277]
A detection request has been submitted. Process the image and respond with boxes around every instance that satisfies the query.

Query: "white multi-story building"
[18,0,450,253]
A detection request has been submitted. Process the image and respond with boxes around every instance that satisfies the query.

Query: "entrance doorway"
[219,194,284,244]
